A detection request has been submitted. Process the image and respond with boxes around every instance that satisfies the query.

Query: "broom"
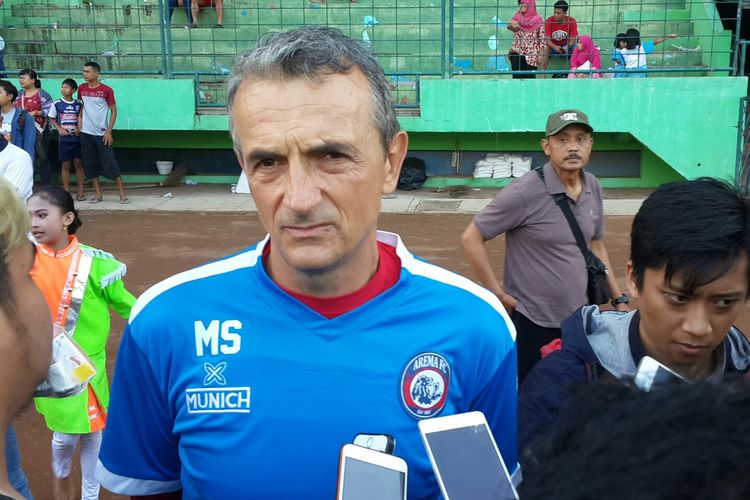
[111,163,191,190]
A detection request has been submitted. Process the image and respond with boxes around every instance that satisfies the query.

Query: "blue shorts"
[59,139,81,162]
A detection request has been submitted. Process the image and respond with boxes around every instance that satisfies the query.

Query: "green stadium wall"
[63,75,746,187]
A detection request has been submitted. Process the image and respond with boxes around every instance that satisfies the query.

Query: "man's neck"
[266,239,380,298]
[551,165,583,200]
[86,80,101,88]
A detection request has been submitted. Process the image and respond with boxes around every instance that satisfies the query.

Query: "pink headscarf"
[570,35,601,70]
[511,0,544,33]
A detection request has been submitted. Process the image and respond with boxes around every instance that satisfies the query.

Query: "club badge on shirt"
[400,352,451,419]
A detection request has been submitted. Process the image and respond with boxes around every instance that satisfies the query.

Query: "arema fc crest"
[400,352,451,419]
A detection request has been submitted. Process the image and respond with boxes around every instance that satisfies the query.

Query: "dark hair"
[29,186,83,235]
[84,61,101,73]
[614,32,627,48]
[0,79,19,101]
[630,178,750,293]
[553,0,568,12]
[19,69,41,89]
[625,28,641,50]
[520,380,750,499]
[61,78,78,91]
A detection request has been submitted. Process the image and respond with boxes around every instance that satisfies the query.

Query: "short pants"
[81,132,121,180]
[59,139,82,162]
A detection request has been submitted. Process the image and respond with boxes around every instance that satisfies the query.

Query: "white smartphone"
[336,443,408,500]
[634,355,686,392]
[418,411,517,500]
[353,433,396,454]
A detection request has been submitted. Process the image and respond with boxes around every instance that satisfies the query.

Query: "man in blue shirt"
[96,26,518,499]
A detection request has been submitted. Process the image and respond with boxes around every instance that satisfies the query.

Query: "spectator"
[190,0,223,28]
[518,178,750,459]
[507,0,546,79]
[96,26,518,499]
[0,80,35,161]
[462,109,628,385]
[0,135,33,201]
[520,380,750,499]
[168,0,192,25]
[620,28,678,77]
[544,0,578,77]
[568,35,602,78]
[15,69,54,186]
[78,61,128,204]
[612,32,628,78]
[28,186,136,500]
[0,177,53,500]
[48,78,86,201]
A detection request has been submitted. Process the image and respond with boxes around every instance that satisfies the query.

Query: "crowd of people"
[508,0,678,78]
[0,23,748,500]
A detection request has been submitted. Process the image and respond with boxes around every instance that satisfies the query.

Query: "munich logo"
[203,362,227,386]
[400,352,451,419]
[186,387,251,414]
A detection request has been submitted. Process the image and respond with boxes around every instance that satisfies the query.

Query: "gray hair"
[226,26,400,152]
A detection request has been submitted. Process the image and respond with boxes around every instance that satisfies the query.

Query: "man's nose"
[682,304,712,338]
[283,161,321,213]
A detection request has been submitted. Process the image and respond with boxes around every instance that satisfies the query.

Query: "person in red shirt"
[544,0,578,77]
[15,69,54,185]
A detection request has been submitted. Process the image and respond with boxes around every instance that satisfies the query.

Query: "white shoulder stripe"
[95,460,181,496]
[129,236,267,323]
[380,231,516,341]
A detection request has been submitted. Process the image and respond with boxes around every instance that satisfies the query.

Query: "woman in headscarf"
[507,0,545,79]
[568,35,602,78]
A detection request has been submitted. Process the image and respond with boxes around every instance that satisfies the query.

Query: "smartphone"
[336,444,408,500]
[634,356,686,392]
[353,433,396,455]
[418,411,517,500]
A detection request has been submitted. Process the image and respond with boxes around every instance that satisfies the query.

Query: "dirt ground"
[15,211,750,498]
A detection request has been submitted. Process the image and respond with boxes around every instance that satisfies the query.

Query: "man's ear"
[625,260,640,299]
[382,130,409,194]
[541,138,550,157]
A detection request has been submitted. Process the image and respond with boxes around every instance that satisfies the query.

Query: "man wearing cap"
[462,109,628,384]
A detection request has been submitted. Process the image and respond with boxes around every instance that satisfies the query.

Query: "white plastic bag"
[34,325,96,398]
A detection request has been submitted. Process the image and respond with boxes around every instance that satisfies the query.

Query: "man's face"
[231,70,406,287]
[553,7,566,22]
[626,257,749,379]
[82,66,98,83]
[541,124,593,174]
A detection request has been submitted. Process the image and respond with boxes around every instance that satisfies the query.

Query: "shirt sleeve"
[96,322,182,496]
[545,20,553,39]
[569,19,578,39]
[643,41,655,55]
[472,184,528,240]
[40,91,53,118]
[3,151,33,200]
[592,178,605,240]
[105,87,116,107]
[48,102,58,120]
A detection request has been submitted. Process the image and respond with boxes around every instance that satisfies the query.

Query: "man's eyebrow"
[245,149,279,163]
[305,142,359,156]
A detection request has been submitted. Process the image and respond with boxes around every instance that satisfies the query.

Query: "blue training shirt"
[96,231,518,499]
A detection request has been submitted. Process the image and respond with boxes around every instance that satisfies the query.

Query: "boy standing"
[78,61,128,204]
[49,78,85,201]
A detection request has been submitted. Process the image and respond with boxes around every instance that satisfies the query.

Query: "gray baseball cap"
[545,109,593,137]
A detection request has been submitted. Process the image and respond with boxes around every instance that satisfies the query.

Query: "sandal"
[213,23,223,28]
[89,196,103,204]
[119,197,131,205]
[76,194,87,201]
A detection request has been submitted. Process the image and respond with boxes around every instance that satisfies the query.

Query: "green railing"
[0,0,738,108]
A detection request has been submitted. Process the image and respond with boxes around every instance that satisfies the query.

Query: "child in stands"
[612,33,628,77]
[620,28,678,77]
[49,79,85,201]
[27,186,135,500]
